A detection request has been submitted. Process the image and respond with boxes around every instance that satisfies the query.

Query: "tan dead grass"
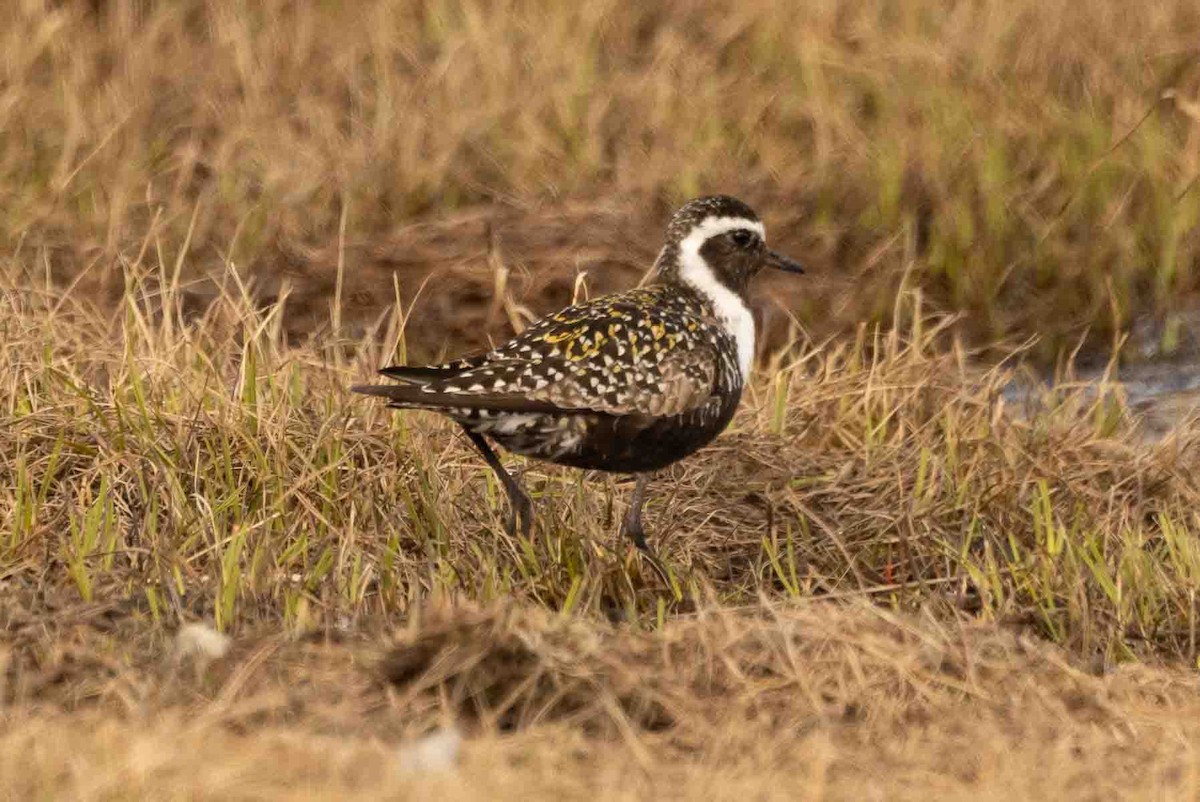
[4,260,1200,650]
[3,257,1200,795]
[5,601,1200,799]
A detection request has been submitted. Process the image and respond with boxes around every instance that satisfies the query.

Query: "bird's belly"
[563,410,733,472]
[468,392,741,474]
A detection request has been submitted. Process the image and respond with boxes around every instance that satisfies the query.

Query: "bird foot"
[619,518,672,586]
[634,545,673,587]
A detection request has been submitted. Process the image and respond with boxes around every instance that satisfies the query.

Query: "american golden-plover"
[355,196,804,579]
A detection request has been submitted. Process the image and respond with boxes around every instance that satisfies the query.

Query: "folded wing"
[354,288,728,419]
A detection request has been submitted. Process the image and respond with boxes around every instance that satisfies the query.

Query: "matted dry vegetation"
[7,601,1200,799]
[5,0,1200,798]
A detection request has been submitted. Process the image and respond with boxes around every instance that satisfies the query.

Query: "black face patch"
[698,230,766,293]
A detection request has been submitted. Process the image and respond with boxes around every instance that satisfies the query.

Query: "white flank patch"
[490,413,541,435]
[678,216,766,381]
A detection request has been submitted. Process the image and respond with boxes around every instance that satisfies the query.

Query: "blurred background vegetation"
[3,0,1199,357]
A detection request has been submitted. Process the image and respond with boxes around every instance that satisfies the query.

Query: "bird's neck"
[653,250,756,382]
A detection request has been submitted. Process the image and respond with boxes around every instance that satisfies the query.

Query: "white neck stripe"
[677,216,764,382]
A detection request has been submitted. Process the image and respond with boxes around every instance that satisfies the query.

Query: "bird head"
[656,195,804,297]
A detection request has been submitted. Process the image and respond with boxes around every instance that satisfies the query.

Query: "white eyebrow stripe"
[686,216,766,241]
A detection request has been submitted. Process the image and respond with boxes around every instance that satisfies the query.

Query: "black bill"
[765,249,805,274]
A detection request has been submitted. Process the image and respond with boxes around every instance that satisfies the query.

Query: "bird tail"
[354,363,454,411]
[350,382,450,410]
[351,380,566,414]
[354,361,481,411]
[377,365,459,383]
[355,357,575,415]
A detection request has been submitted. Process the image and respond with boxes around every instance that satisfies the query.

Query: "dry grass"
[3,0,1200,354]
[4,258,1200,795]
[6,0,1200,797]
[6,600,1200,799]
[5,264,1200,657]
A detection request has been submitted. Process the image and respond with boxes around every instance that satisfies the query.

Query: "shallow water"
[1002,358,1200,442]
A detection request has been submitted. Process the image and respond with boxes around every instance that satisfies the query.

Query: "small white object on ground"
[396,726,463,774]
[173,622,232,663]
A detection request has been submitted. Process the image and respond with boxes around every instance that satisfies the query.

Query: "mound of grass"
[5,599,1200,798]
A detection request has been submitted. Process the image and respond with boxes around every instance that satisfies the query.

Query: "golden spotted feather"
[383,285,739,417]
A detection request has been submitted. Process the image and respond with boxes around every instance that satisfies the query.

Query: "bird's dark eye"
[729,229,755,248]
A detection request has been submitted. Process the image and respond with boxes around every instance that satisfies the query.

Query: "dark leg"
[619,474,671,584]
[620,474,652,550]
[460,425,533,537]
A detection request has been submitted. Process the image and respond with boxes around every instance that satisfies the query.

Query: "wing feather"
[356,286,731,418]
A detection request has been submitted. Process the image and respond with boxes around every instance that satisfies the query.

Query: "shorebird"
[354,195,804,579]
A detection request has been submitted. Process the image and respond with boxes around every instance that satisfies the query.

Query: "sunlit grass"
[1,248,1198,664]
